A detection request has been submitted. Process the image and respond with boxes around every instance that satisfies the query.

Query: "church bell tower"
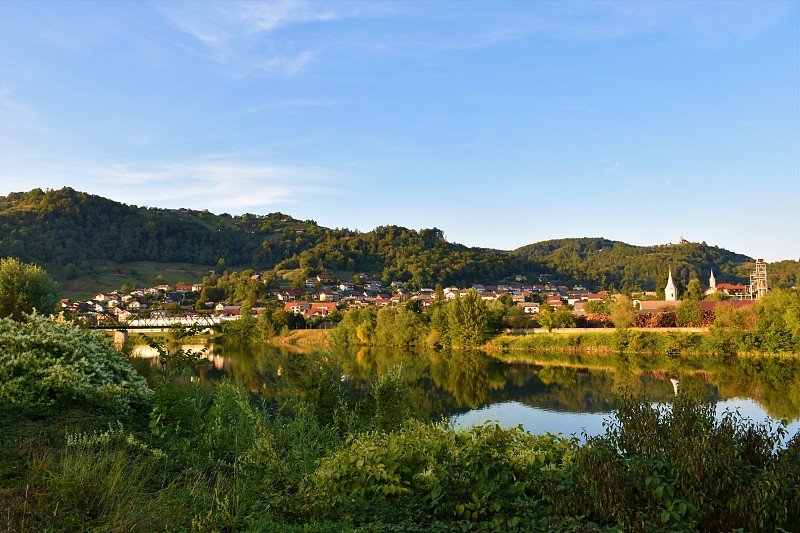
[665,267,677,301]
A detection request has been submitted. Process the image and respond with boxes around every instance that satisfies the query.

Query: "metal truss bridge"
[84,311,223,331]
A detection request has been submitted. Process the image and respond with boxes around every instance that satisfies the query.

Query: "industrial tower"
[749,259,768,300]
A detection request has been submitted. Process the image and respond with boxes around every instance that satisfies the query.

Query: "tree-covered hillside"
[0,187,324,276]
[1,187,797,291]
[275,226,524,288]
[510,237,758,291]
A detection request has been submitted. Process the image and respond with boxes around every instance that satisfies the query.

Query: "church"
[704,269,749,299]
[639,263,764,312]
[638,267,679,311]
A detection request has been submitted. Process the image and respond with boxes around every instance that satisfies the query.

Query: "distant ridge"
[1,187,796,290]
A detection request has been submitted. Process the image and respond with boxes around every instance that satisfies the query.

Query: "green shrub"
[311,420,577,527]
[0,314,150,411]
[556,391,797,531]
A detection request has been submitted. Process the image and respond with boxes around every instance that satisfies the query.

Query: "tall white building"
[665,267,677,301]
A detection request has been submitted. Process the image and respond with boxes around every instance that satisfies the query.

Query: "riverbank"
[270,328,329,350]
[260,326,790,358]
[486,327,795,357]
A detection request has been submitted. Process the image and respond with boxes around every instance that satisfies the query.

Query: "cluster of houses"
[63,268,621,323]
[64,266,763,324]
[61,283,202,322]
[268,273,613,318]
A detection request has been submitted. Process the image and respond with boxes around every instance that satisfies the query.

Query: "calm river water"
[133,341,800,441]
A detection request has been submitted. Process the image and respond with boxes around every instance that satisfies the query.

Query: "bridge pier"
[114,329,129,350]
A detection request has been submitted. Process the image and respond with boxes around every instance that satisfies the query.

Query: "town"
[61,260,769,330]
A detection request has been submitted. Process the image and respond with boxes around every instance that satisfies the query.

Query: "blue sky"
[0,1,797,262]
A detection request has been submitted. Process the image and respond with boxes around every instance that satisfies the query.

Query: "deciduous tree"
[610,295,635,329]
[0,257,59,319]
[447,289,488,348]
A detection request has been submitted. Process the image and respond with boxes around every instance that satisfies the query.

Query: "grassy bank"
[486,327,793,357]
[272,328,330,350]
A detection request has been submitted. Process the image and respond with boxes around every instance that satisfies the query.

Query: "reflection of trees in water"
[502,365,674,414]
[202,342,323,405]
[498,351,800,422]
[428,350,508,409]
[185,343,800,424]
[711,357,800,421]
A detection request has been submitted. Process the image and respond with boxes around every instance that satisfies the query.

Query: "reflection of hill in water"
[140,341,800,423]
[475,365,686,415]
[497,352,800,422]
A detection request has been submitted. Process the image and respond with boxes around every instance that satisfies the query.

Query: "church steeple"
[665,267,677,301]
[709,269,716,291]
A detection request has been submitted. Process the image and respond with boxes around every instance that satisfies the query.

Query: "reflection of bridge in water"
[83,311,225,348]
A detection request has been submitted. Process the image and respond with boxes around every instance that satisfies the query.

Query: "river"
[133,340,800,441]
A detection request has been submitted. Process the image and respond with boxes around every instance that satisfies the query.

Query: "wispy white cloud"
[156,1,385,77]
[527,1,794,45]
[0,88,51,133]
[367,1,794,56]
[0,156,339,213]
[28,8,121,51]
[78,158,337,212]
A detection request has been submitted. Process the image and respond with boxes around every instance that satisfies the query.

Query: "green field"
[59,260,217,300]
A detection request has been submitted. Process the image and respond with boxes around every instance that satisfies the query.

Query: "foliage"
[18,423,173,532]
[684,277,704,301]
[537,304,576,331]
[610,295,635,329]
[555,391,797,531]
[5,188,791,293]
[0,187,322,274]
[713,301,757,330]
[0,256,59,319]
[142,329,208,381]
[0,314,150,411]
[585,299,610,314]
[2,342,798,532]
[374,306,427,347]
[675,299,703,326]
[552,305,577,329]
[276,225,520,289]
[754,288,800,353]
[219,312,259,342]
[332,295,491,349]
[311,420,577,527]
[447,289,488,348]
[367,365,415,432]
[512,237,755,291]
[537,304,556,332]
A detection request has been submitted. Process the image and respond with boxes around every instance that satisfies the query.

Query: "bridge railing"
[82,311,224,330]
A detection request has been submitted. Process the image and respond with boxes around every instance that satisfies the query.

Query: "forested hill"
[0,187,325,275]
[510,238,756,291]
[0,187,521,286]
[1,187,796,290]
[273,226,520,288]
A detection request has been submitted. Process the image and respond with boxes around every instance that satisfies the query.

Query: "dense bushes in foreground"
[3,381,797,531]
[1,317,798,531]
[0,313,150,411]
